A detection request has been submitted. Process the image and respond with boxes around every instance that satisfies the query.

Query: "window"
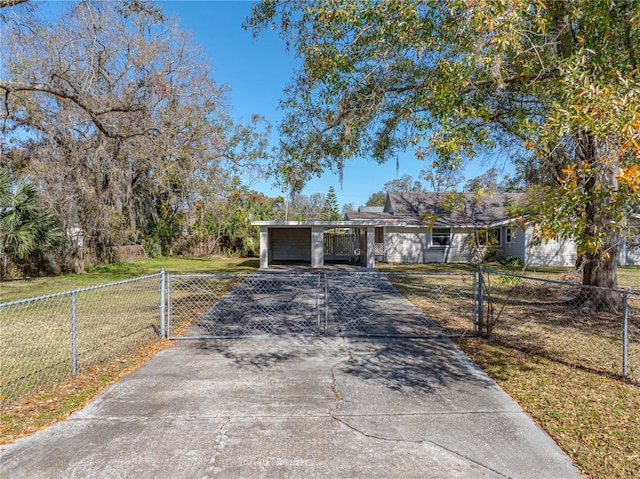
[506,227,512,244]
[474,228,501,246]
[431,228,451,246]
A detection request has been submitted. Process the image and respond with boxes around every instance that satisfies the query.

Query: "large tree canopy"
[248,0,640,300]
[1,0,270,269]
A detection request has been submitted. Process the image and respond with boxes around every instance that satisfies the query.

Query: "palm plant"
[0,170,62,278]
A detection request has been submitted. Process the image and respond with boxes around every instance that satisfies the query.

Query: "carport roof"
[251,220,399,227]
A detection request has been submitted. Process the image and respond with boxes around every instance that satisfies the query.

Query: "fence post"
[477,267,484,336]
[71,292,78,376]
[316,273,321,335]
[324,272,329,335]
[623,291,629,377]
[472,270,478,335]
[167,273,172,338]
[160,268,166,338]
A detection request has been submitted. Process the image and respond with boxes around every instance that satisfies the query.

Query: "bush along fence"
[1,267,637,402]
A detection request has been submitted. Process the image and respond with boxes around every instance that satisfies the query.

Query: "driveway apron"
[1,271,582,479]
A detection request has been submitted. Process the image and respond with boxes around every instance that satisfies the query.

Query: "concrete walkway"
[1,336,581,478]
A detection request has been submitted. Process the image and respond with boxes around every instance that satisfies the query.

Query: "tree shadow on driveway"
[339,337,496,394]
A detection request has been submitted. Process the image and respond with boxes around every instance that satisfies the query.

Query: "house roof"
[347,192,525,227]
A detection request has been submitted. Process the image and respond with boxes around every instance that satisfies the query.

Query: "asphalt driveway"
[1,335,581,478]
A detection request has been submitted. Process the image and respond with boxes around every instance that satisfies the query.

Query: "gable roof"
[347,192,525,227]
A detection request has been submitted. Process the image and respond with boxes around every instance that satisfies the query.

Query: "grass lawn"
[2,258,639,479]
[458,338,640,479]
[1,256,258,443]
[378,261,640,289]
[0,256,259,303]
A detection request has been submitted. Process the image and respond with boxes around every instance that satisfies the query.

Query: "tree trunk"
[581,248,621,312]
[578,133,622,312]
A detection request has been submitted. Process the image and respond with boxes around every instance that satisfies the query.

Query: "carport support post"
[259,227,269,269]
[311,227,324,268]
[366,226,375,269]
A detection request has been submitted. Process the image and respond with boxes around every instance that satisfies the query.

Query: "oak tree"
[248,0,640,307]
[1,1,270,267]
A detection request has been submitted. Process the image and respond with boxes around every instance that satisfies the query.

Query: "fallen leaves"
[0,339,173,444]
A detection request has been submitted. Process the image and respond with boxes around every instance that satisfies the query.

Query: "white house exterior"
[252,192,638,269]
[346,192,639,267]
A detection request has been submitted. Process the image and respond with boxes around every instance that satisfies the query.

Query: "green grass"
[458,338,640,479]
[378,261,640,289]
[0,256,259,303]
[1,256,258,443]
[1,257,259,399]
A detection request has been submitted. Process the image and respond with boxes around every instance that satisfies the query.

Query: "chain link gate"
[324,271,478,337]
[166,271,478,339]
[167,273,323,339]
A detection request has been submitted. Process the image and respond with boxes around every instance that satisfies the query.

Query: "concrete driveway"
[1,335,581,478]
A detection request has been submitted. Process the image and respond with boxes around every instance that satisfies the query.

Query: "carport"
[251,221,382,269]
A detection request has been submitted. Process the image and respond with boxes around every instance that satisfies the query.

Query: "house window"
[474,228,502,246]
[431,228,451,246]
[506,227,512,244]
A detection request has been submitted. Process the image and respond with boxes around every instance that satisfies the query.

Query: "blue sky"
[161,0,506,209]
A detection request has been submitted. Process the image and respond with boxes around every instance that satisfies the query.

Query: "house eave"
[251,220,397,228]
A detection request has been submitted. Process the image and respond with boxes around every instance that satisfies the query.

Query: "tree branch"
[0,0,28,7]
[0,79,146,138]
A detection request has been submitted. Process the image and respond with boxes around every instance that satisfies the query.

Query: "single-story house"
[347,191,640,267]
[252,191,640,269]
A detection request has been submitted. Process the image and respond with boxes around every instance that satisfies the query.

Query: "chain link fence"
[330,271,477,337]
[167,271,478,339]
[167,273,322,338]
[3,267,636,402]
[0,273,164,400]
[481,269,640,382]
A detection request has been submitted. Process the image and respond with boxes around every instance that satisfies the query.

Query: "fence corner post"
[71,291,77,375]
[477,266,484,336]
[160,268,166,339]
[324,272,329,335]
[623,291,628,377]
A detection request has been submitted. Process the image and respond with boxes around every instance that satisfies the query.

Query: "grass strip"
[1,339,172,444]
[455,338,640,479]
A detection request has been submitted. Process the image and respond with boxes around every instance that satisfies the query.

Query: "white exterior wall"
[446,228,475,263]
[382,225,557,265]
[384,227,430,263]
[620,220,640,266]
[525,229,577,267]
[269,228,311,262]
[497,226,527,262]
[622,245,640,266]
[383,227,476,263]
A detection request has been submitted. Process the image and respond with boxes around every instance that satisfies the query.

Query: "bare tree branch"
[0,79,146,138]
[0,0,28,8]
